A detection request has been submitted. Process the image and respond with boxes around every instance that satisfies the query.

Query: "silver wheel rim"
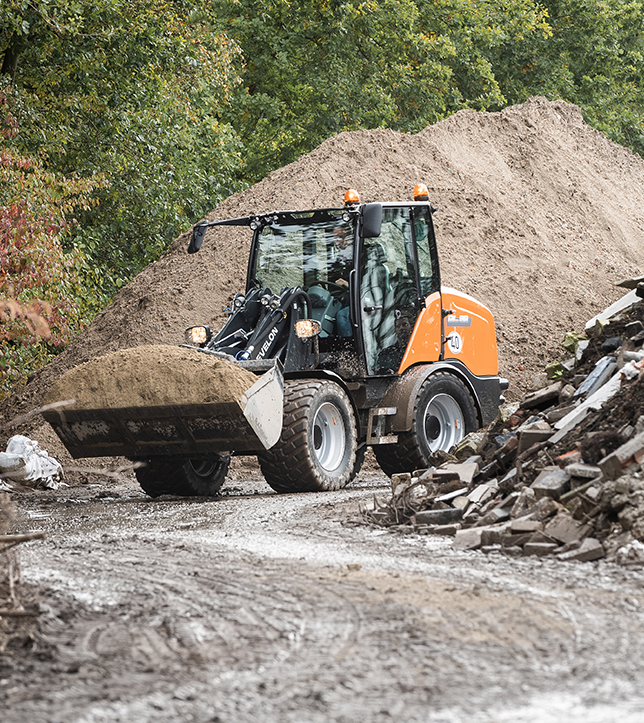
[423,393,465,452]
[312,402,346,472]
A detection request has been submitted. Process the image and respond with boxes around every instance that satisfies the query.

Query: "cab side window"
[412,207,437,297]
[361,207,418,374]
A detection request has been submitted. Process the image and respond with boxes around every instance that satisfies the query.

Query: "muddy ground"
[3,457,644,723]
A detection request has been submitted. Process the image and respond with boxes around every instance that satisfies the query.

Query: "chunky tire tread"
[258,379,357,493]
[352,443,367,480]
[136,457,229,497]
[373,435,423,478]
[374,372,478,477]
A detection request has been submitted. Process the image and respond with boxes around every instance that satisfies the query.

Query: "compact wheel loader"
[44,185,507,497]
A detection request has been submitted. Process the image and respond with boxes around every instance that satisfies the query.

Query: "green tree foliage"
[1,0,243,283]
[0,87,101,397]
[217,0,644,178]
[216,0,552,179]
[495,0,644,156]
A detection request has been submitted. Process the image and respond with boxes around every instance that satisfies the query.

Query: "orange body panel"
[441,287,498,376]
[398,291,442,374]
[398,287,498,376]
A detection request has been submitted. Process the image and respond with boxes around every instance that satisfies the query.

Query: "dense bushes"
[0,88,101,396]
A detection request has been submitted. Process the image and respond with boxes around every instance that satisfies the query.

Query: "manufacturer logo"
[445,314,472,328]
[257,326,279,359]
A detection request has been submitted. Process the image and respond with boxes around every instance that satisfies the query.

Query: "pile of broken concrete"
[364,277,644,564]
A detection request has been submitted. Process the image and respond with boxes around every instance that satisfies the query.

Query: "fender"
[380,361,506,433]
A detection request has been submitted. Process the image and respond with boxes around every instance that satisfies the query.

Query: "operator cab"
[188,186,441,380]
[247,188,441,377]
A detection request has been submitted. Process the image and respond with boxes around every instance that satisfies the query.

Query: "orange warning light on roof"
[344,188,360,205]
[413,183,429,201]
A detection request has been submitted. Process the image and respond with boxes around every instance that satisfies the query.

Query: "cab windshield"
[253,211,353,294]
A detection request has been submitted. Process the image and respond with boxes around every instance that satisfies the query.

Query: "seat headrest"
[366,243,387,263]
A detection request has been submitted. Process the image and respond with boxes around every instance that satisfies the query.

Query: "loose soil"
[44,346,256,410]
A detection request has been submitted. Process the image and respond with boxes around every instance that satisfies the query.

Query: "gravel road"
[3,463,644,723]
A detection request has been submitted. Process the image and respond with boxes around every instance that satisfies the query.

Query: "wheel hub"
[423,393,465,453]
[312,402,346,472]
[189,459,223,478]
[425,415,441,441]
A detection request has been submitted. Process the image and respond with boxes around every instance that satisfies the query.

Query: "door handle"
[363,305,383,313]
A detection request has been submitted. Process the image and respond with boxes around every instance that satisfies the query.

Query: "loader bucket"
[41,345,284,459]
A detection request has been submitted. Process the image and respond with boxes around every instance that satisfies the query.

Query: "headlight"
[295,319,321,339]
[185,325,212,346]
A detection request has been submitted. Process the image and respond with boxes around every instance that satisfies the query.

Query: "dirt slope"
[3,96,644,429]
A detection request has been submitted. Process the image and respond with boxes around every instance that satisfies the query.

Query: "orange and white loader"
[45,185,507,497]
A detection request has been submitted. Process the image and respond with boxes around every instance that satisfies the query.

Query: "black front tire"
[136,456,230,497]
[258,379,358,493]
[373,372,478,477]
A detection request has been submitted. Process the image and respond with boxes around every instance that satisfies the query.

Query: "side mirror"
[362,203,382,238]
[188,222,209,254]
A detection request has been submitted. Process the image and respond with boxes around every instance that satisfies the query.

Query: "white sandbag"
[0,435,64,489]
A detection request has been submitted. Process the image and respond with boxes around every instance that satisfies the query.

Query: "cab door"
[397,205,442,373]
[360,205,432,375]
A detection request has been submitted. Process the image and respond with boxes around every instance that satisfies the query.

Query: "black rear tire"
[135,456,230,497]
[258,379,357,493]
[352,443,367,479]
[373,372,478,477]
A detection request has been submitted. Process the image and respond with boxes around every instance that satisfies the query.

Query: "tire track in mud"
[39,545,360,666]
[6,479,644,723]
[16,524,367,723]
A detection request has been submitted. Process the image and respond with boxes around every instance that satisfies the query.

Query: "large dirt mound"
[3,96,644,431]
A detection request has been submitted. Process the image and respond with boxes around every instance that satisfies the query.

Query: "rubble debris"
[362,284,644,564]
[413,508,463,526]
[616,275,644,290]
[521,381,562,410]
[558,537,604,562]
[531,467,570,500]
[598,432,644,480]
[614,539,644,566]
[573,356,617,398]
[585,288,641,333]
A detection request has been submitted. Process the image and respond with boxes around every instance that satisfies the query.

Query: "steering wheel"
[312,280,348,298]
